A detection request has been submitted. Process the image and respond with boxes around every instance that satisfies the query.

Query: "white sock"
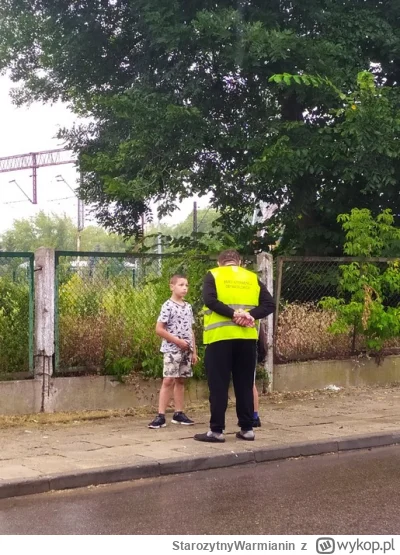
[240,430,255,439]
[207,430,224,439]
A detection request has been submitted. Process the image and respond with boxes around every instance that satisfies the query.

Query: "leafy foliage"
[320,209,400,353]
[0,278,30,374]
[258,71,400,254]
[57,253,213,379]
[2,2,400,252]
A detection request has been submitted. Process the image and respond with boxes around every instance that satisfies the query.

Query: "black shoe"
[171,412,195,425]
[236,430,255,441]
[253,416,261,428]
[148,414,166,429]
[194,431,225,443]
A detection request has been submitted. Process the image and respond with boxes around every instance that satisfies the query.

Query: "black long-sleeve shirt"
[202,271,275,320]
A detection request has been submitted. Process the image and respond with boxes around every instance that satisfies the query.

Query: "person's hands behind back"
[233,310,255,328]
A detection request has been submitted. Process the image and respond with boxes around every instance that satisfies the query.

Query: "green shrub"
[320,209,400,354]
[58,254,212,379]
[0,277,30,373]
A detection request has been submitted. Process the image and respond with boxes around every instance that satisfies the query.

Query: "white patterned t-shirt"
[157,299,194,353]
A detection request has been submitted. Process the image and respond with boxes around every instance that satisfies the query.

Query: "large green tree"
[260,71,400,254]
[2,1,400,253]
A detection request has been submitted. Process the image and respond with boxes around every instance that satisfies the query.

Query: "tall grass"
[0,278,30,374]
[58,255,210,379]
[275,302,400,362]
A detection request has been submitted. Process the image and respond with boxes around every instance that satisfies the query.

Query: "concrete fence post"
[257,252,274,393]
[34,247,55,412]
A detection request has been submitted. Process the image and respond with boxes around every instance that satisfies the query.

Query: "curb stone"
[0,432,399,500]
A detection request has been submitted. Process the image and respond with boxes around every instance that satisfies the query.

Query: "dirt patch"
[0,400,211,429]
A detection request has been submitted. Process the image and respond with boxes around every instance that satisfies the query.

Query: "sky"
[0,75,207,234]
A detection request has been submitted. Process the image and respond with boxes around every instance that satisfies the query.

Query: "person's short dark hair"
[170,274,187,285]
[217,249,241,266]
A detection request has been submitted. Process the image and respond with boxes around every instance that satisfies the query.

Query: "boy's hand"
[175,338,190,351]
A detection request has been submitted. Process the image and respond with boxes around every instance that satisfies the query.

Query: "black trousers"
[205,339,257,433]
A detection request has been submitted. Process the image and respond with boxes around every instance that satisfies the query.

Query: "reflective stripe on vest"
[204,321,248,331]
[203,266,260,344]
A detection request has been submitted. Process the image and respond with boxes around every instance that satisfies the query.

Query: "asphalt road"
[1,446,399,534]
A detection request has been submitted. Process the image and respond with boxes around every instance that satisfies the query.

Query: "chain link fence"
[55,251,232,379]
[274,256,400,363]
[0,252,34,377]
[7,250,398,380]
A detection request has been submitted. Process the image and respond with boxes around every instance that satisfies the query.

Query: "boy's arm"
[155,322,190,351]
[191,328,198,364]
[191,329,197,353]
[189,306,198,363]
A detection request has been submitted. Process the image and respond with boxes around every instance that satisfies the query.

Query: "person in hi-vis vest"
[194,249,275,443]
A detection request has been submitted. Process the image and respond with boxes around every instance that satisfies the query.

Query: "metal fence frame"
[0,251,34,372]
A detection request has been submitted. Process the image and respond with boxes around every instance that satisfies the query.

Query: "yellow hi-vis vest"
[203,265,260,344]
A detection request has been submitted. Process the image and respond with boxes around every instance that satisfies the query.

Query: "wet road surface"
[0,446,399,534]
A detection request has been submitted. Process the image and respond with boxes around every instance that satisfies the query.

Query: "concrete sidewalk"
[1,385,400,499]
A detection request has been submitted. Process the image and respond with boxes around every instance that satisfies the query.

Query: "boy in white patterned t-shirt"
[148,274,198,429]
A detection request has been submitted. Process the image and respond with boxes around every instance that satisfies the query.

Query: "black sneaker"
[236,430,255,441]
[148,414,166,429]
[171,412,195,425]
[253,416,261,428]
[194,431,225,443]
